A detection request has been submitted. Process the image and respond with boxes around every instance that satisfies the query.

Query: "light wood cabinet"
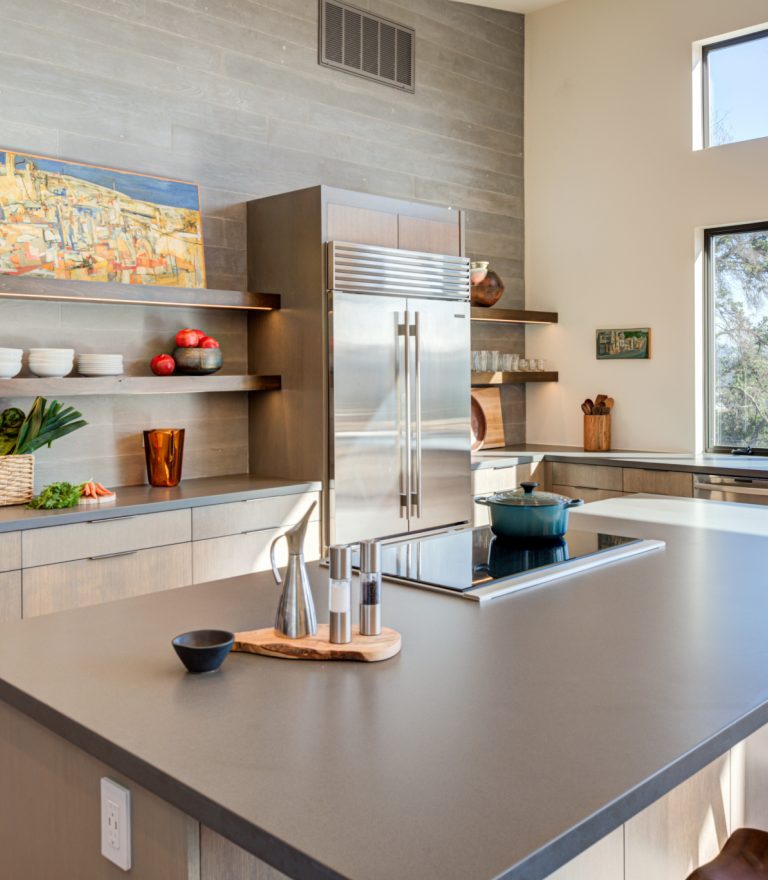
[22,543,192,617]
[22,509,192,568]
[622,468,693,497]
[397,214,461,255]
[624,754,731,880]
[326,203,398,247]
[192,523,321,584]
[0,531,21,573]
[550,463,623,492]
[0,571,21,621]
[192,492,320,541]
[201,826,289,880]
[551,484,626,503]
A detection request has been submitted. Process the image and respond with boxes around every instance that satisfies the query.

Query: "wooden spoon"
[584,398,595,414]
[604,397,615,409]
[595,394,607,405]
[581,402,591,415]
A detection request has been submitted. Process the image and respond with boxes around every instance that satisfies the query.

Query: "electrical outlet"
[100,778,131,871]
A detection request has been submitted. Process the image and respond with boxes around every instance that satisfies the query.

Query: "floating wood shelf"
[470,308,558,324]
[0,375,281,398]
[471,371,559,386]
[0,275,280,311]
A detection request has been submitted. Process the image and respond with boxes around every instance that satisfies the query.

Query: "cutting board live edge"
[233,625,402,662]
[471,387,506,449]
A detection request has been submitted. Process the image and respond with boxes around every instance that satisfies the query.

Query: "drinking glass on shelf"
[535,358,545,371]
[489,350,502,372]
[518,358,529,371]
[509,354,520,371]
[501,353,514,372]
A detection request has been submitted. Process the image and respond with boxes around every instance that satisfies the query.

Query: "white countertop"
[571,494,768,538]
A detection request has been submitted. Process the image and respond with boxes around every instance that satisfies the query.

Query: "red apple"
[199,336,220,349]
[150,353,175,376]
[175,328,204,348]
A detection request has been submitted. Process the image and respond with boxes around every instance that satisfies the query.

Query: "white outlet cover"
[100,777,132,871]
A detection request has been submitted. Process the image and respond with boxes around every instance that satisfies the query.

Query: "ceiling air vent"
[319,0,415,93]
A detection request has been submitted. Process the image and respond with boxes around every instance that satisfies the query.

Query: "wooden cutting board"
[471,388,506,449]
[233,625,402,662]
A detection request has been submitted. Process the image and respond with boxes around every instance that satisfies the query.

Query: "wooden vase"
[470,269,504,307]
[583,415,611,452]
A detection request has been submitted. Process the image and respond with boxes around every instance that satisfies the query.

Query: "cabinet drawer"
[193,523,321,584]
[0,570,21,621]
[551,485,626,503]
[622,468,693,497]
[550,463,623,491]
[192,492,320,541]
[22,509,192,568]
[22,543,192,617]
[0,531,21,573]
[472,463,545,497]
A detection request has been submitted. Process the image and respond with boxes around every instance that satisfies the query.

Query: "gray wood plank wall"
[0,0,525,488]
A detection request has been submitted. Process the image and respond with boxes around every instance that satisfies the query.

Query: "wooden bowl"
[173,347,223,375]
[471,270,505,308]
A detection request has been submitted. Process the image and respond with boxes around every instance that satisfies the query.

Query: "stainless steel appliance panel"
[694,474,768,505]
[406,298,472,531]
[330,291,409,544]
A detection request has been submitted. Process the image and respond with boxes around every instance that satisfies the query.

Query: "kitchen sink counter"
[2,512,768,879]
[472,444,768,478]
[0,474,322,533]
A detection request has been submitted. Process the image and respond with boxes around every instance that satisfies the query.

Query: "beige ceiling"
[457,0,569,13]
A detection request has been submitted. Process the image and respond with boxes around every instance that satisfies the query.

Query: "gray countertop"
[2,515,768,880]
[472,444,768,477]
[0,473,322,532]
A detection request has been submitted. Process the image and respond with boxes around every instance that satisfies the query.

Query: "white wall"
[524,0,768,451]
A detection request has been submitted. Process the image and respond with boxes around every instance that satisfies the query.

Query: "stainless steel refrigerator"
[327,241,472,545]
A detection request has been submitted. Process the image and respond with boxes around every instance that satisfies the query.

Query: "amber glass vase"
[143,428,185,487]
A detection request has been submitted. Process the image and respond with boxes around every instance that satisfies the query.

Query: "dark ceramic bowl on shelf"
[470,269,505,307]
[173,346,223,375]
[172,629,234,673]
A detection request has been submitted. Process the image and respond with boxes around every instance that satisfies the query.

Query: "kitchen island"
[2,509,768,879]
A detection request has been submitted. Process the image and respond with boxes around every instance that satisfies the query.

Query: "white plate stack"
[0,348,23,379]
[28,348,75,378]
[76,353,124,377]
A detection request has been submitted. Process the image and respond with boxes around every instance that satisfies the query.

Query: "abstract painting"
[596,328,651,360]
[0,150,205,288]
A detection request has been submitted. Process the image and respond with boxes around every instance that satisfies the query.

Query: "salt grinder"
[329,544,352,644]
[359,540,382,636]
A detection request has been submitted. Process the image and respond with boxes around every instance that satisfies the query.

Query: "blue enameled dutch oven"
[474,482,584,539]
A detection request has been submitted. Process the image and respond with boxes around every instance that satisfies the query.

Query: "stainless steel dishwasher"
[694,474,768,505]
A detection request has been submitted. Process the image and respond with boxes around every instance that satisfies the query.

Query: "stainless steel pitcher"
[270,501,318,639]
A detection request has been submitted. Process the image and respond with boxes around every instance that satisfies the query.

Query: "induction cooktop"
[375,527,665,602]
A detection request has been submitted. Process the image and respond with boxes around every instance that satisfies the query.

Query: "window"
[706,223,768,451]
[704,29,768,147]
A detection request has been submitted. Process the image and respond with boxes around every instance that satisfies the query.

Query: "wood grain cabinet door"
[622,468,694,497]
[192,492,320,541]
[397,215,461,255]
[0,571,21,621]
[0,531,21,572]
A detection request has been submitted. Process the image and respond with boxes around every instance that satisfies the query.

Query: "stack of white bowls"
[76,353,124,377]
[0,348,23,379]
[28,348,74,378]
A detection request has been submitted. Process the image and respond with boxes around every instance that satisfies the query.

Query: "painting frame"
[0,148,206,289]
[595,327,651,360]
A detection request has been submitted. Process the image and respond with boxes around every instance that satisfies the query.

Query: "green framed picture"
[596,328,651,360]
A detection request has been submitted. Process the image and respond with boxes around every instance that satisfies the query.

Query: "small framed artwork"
[595,328,651,360]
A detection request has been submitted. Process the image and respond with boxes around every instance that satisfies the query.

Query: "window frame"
[705,220,768,454]
[702,28,768,148]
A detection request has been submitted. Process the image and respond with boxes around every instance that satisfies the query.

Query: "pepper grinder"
[328,545,352,644]
[359,540,382,636]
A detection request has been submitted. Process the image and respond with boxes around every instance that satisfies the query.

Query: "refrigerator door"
[330,290,409,545]
[406,298,472,532]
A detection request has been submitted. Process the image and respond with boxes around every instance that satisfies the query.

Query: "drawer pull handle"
[88,515,137,524]
[88,550,138,561]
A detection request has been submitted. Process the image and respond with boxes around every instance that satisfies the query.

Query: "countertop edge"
[0,677,348,880]
[0,478,322,533]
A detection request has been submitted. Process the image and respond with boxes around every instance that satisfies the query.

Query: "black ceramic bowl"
[172,629,234,673]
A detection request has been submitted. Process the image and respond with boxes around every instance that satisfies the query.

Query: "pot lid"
[487,482,572,508]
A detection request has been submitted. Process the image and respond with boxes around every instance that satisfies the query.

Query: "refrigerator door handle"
[397,311,411,516]
[411,311,422,518]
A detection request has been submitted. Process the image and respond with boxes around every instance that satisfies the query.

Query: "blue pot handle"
[474,495,491,506]
[567,498,585,507]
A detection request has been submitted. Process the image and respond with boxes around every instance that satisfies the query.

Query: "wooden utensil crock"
[583,414,611,452]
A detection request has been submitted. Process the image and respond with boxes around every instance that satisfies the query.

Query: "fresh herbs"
[27,481,84,509]
[0,397,87,456]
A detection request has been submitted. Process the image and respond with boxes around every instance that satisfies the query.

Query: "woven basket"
[0,454,34,506]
